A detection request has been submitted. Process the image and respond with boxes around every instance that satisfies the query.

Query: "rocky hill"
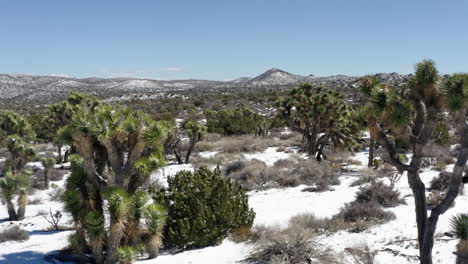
[0,69,410,107]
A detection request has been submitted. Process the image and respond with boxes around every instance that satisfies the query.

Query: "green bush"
[153,166,255,249]
[205,106,265,135]
[432,122,451,145]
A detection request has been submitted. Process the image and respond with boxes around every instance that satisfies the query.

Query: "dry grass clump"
[0,226,30,242]
[345,244,376,264]
[223,156,339,191]
[286,159,339,191]
[225,159,270,190]
[243,223,339,264]
[287,213,347,235]
[421,143,454,167]
[355,181,406,208]
[190,152,242,170]
[334,201,395,232]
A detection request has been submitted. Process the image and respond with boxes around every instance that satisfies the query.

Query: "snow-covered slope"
[0,146,465,264]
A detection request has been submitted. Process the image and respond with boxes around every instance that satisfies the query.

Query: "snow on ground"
[243,147,291,166]
[0,148,465,263]
[249,176,359,226]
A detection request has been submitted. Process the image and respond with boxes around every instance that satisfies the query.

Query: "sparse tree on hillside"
[277,84,359,161]
[40,156,56,189]
[0,110,36,143]
[360,61,468,264]
[0,170,32,220]
[4,135,37,174]
[181,120,206,164]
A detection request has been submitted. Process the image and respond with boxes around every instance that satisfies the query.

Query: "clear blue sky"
[1,0,467,80]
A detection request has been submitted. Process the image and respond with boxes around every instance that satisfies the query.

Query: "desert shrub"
[355,181,405,207]
[205,106,264,136]
[0,226,29,242]
[226,159,269,190]
[153,166,255,249]
[49,168,66,181]
[216,135,277,153]
[430,171,451,191]
[243,223,338,264]
[335,201,395,232]
[286,159,339,190]
[48,183,65,201]
[287,213,346,235]
[421,143,454,167]
[432,122,451,146]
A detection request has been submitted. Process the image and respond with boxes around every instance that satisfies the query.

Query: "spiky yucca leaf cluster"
[451,214,468,240]
[154,166,255,249]
[4,135,37,173]
[445,74,468,112]
[117,245,138,264]
[0,110,36,142]
[144,204,167,258]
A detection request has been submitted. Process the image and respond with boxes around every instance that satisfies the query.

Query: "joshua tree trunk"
[185,140,196,164]
[456,240,468,264]
[105,220,125,264]
[6,200,18,221]
[16,190,27,220]
[64,149,70,163]
[44,168,50,189]
[57,145,63,164]
[91,243,104,264]
[368,135,375,167]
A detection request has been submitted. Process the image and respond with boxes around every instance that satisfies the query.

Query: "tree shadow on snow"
[0,251,48,264]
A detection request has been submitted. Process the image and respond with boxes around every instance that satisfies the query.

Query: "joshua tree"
[450,214,468,263]
[4,135,37,174]
[359,77,412,167]
[0,110,36,143]
[360,61,468,264]
[181,120,206,164]
[0,170,32,220]
[40,156,56,189]
[277,84,359,160]
[47,91,99,163]
[60,98,168,264]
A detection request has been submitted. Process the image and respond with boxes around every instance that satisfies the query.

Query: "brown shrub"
[335,201,395,232]
[243,224,339,264]
[355,181,405,208]
[0,226,29,242]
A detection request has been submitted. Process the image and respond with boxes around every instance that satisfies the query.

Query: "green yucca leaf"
[451,214,468,240]
[117,245,138,263]
[105,187,131,221]
[414,59,439,86]
[62,190,83,219]
[144,204,168,234]
[390,103,412,127]
[85,211,105,238]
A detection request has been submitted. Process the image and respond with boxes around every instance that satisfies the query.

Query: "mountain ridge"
[0,68,410,107]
